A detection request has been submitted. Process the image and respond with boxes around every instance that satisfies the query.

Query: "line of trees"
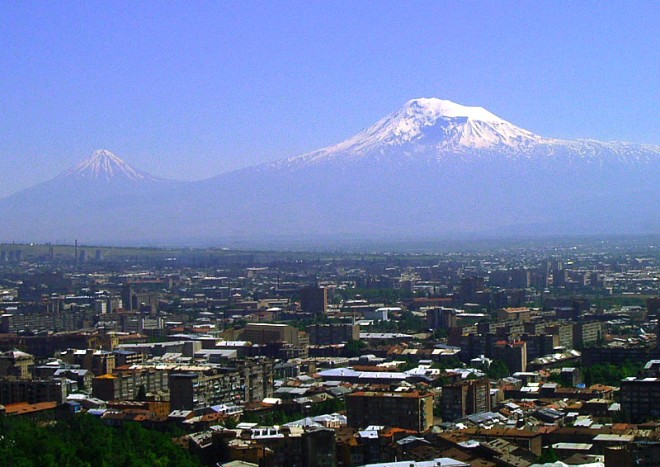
[0,414,201,466]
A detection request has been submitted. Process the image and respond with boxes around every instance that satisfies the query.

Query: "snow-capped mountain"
[64,149,158,182]
[284,98,549,166]
[274,98,657,169]
[0,98,657,246]
[0,150,179,245]
[191,98,660,243]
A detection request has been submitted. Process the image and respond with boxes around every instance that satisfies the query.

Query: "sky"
[1,1,658,197]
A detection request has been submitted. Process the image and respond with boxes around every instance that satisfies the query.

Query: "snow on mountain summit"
[284,98,553,166]
[66,149,156,182]
[404,98,504,122]
[270,97,660,171]
[394,97,547,149]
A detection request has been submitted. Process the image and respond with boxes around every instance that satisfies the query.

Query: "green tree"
[343,339,367,357]
[486,360,510,380]
[536,446,559,463]
[582,361,643,386]
[432,357,463,370]
[0,414,202,466]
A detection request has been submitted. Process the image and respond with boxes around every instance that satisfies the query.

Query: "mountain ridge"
[268,98,658,170]
[0,97,658,245]
[5,98,660,190]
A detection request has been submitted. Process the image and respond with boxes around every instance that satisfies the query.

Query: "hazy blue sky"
[1,1,658,196]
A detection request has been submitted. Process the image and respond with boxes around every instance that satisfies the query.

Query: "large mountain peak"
[385,97,544,149]
[285,98,552,166]
[66,149,156,182]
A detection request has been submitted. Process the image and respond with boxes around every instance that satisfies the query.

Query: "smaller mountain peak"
[67,149,155,182]
[404,98,504,123]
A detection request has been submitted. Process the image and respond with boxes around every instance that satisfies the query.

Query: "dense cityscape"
[3,2,658,466]
[0,238,658,466]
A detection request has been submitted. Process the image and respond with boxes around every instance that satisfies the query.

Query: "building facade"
[620,377,660,423]
[346,390,434,432]
[441,378,491,422]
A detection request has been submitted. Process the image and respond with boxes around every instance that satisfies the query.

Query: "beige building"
[496,307,532,323]
[241,323,300,345]
[0,349,34,379]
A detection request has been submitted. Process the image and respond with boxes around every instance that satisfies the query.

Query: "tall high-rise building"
[121,283,159,314]
[551,260,565,287]
[94,299,108,315]
[427,307,457,330]
[492,340,527,373]
[621,376,660,423]
[300,286,328,315]
[307,323,359,345]
[441,378,491,422]
[459,276,485,303]
[648,297,660,348]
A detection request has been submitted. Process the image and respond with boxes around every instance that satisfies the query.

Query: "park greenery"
[581,361,644,386]
[547,361,644,387]
[0,414,201,466]
[486,360,511,380]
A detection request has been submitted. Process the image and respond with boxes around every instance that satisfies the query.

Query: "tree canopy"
[582,361,643,386]
[0,414,201,467]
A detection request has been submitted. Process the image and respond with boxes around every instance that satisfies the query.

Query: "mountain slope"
[188,98,659,241]
[0,150,182,244]
[0,100,658,246]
